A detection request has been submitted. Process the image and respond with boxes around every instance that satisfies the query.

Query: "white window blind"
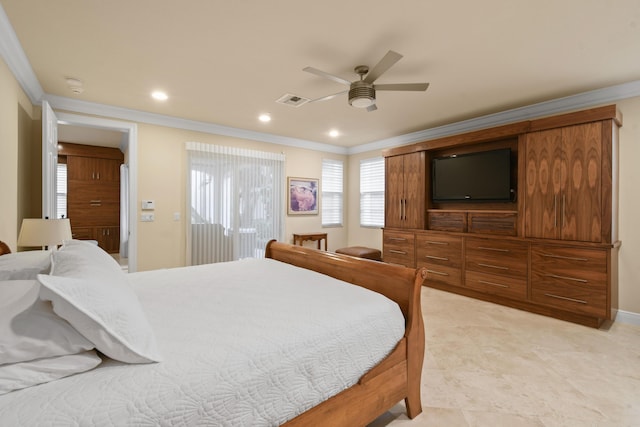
[56,163,67,219]
[321,158,343,227]
[186,142,285,265]
[360,157,385,227]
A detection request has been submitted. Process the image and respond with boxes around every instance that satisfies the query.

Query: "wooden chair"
[0,240,11,255]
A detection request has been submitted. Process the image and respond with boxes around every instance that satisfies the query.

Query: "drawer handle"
[477,262,509,270]
[541,253,589,262]
[90,200,102,203]
[90,203,102,207]
[545,273,588,283]
[389,237,407,242]
[544,293,587,304]
[478,279,508,288]
[477,246,509,253]
[389,250,407,255]
[425,241,448,246]
[426,255,449,261]
[426,269,449,276]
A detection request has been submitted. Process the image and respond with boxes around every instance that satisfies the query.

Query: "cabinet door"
[95,158,121,182]
[561,123,602,242]
[67,156,97,181]
[385,155,405,228]
[384,153,425,229]
[524,129,563,239]
[403,152,426,229]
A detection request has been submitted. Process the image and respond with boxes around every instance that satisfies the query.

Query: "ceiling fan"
[303,50,429,112]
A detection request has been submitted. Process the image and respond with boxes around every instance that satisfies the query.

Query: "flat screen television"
[432,148,512,202]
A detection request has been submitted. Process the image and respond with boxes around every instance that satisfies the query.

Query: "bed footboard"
[266,240,426,425]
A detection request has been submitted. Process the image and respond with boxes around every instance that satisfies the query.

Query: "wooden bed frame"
[265,240,427,426]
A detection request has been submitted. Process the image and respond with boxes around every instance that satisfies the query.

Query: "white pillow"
[0,251,51,280]
[0,280,94,365]
[38,240,162,364]
[0,350,102,395]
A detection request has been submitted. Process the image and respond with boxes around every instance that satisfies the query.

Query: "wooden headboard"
[0,241,11,255]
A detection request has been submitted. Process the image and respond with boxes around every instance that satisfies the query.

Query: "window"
[321,159,343,227]
[360,157,385,227]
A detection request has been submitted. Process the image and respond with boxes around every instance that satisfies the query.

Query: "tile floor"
[371,287,640,427]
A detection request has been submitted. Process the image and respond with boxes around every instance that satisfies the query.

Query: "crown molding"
[348,79,640,154]
[44,94,348,155]
[0,4,43,103]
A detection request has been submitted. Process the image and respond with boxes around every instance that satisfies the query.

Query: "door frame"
[53,112,138,272]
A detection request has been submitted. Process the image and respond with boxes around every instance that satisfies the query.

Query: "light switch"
[141,213,155,222]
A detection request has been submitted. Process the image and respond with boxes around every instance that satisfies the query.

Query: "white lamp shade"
[18,218,72,248]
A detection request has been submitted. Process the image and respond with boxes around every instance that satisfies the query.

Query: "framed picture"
[288,177,319,215]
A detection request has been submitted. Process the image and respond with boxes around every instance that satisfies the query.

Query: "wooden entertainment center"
[382,105,621,328]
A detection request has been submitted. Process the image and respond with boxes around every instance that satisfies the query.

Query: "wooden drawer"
[383,231,415,267]
[428,211,466,232]
[531,245,608,317]
[531,245,607,281]
[466,270,527,300]
[465,237,528,279]
[416,233,462,268]
[422,264,462,288]
[468,212,517,236]
[67,181,120,204]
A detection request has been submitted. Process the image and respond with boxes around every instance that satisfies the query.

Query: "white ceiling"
[2,0,640,149]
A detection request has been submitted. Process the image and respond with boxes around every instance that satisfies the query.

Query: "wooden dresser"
[382,105,621,328]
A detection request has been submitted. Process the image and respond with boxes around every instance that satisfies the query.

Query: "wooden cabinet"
[96,226,120,253]
[385,152,426,229]
[60,143,123,254]
[381,105,621,328]
[382,230,415,267]
[465,237,528,300]
[67,156,121,182]
[524,122,603,243]
[416,232,462,288]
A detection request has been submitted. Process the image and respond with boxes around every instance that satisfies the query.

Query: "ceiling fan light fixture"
[349,83,376,109]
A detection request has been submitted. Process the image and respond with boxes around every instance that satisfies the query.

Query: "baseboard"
[614,309,640,326]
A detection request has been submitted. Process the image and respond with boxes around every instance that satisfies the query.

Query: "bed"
[0,239,426,426]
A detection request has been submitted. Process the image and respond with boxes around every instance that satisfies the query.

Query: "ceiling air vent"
[276,93,310,107]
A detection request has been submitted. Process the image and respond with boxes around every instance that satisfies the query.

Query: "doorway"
[49,113,138,272]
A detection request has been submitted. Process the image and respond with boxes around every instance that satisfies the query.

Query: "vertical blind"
[321,158,343,227]
[360,157,385,227]
[56,163,67,219]
[186,142,285,265]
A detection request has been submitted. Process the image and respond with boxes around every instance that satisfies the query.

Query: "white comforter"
[0,258,405,426]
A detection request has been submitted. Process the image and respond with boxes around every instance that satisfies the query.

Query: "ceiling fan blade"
[366,104,378,112]
[363,50,403,84]
[303,67,352,86]
[375,83,430,91]
[309,90,348,103]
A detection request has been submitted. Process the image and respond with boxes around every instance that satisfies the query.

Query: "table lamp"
[17,218,72,250]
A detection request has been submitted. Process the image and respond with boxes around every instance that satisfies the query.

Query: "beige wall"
[0,58,37,251]
[616,96,640,317]
[135,123,348,271]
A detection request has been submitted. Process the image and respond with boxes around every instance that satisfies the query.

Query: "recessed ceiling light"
[329,129,340,138]
[259,113,271,123]
[151,91,168,101]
